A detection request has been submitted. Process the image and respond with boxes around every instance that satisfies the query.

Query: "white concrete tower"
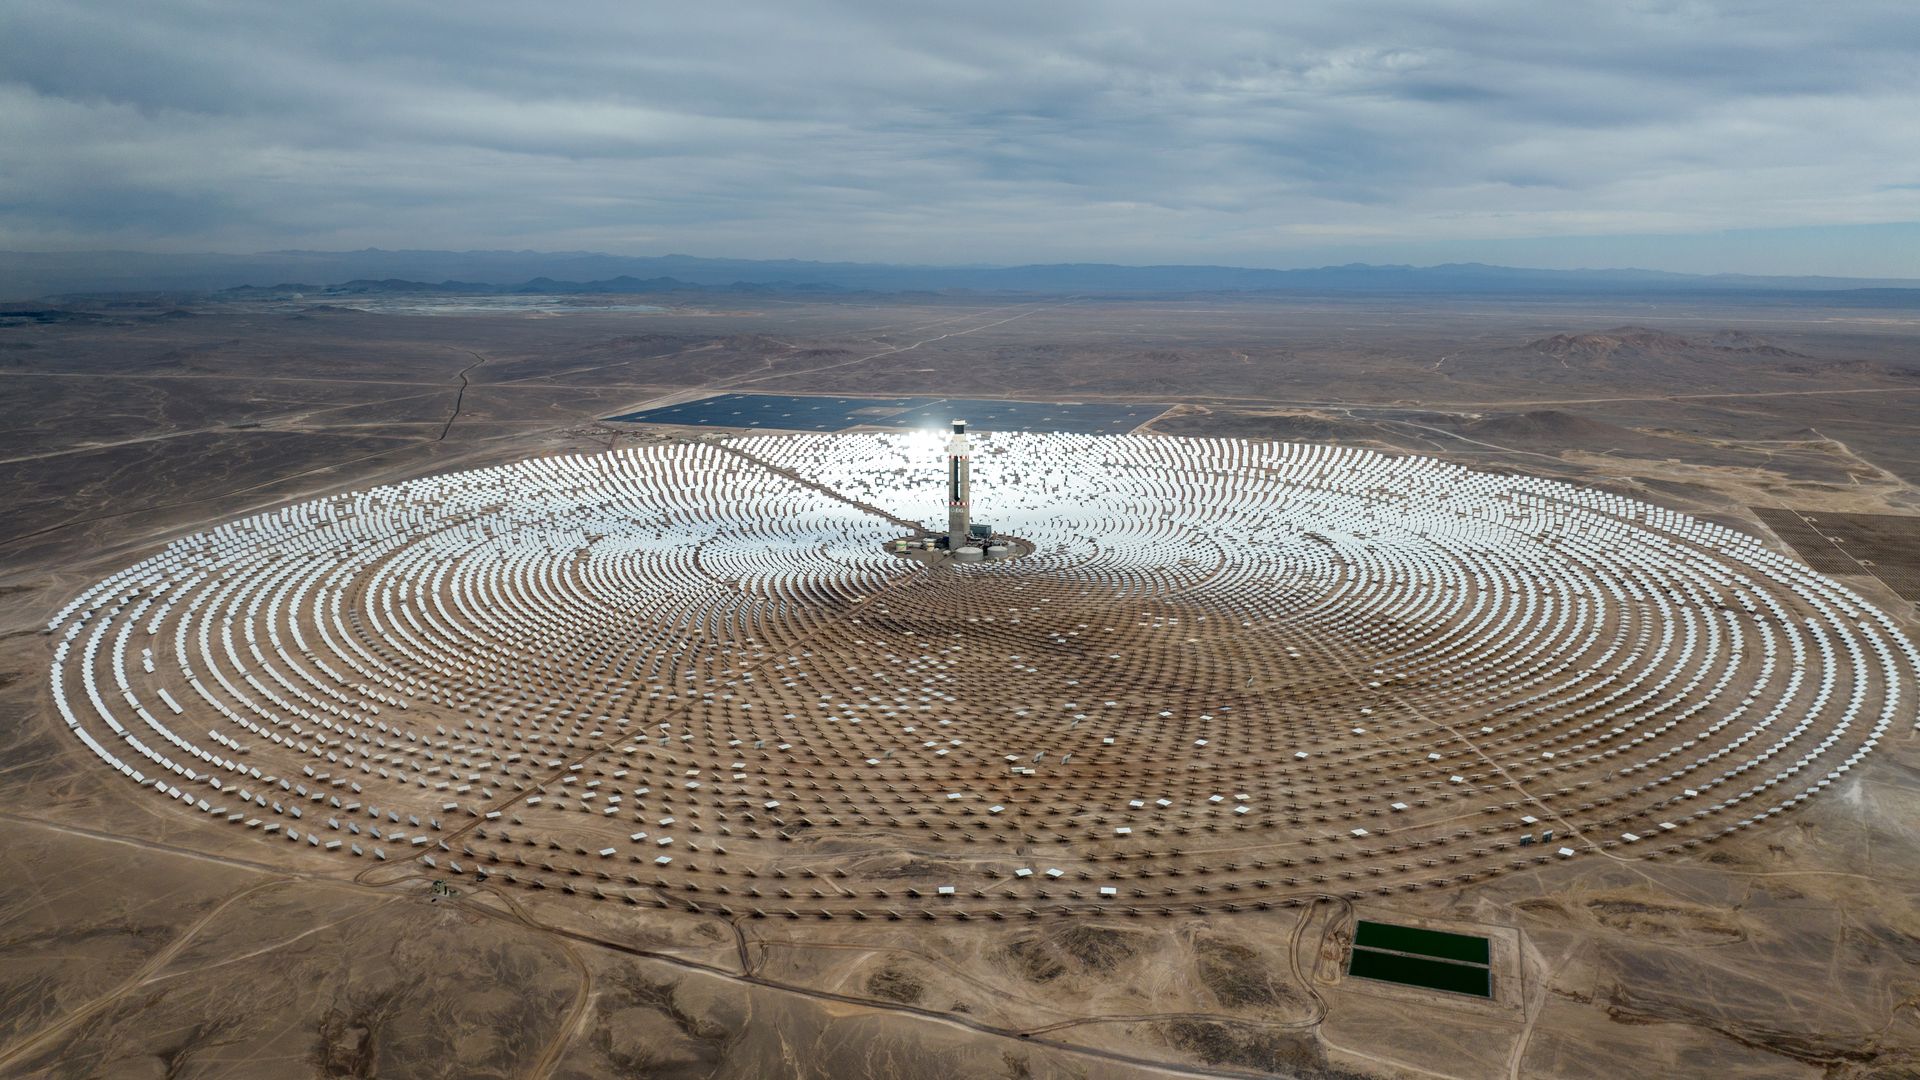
[946,418,971,550]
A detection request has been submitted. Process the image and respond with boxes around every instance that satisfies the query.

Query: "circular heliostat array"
[47,433,1918,917]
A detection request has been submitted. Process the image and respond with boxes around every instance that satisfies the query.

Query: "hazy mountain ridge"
[8,249,1920,301]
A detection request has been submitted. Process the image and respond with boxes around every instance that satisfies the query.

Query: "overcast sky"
[5,1,1918,274]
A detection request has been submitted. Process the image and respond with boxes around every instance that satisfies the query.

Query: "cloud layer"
[4,1,1918,272]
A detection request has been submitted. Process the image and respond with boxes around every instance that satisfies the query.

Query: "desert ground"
[2,290,1919,1079]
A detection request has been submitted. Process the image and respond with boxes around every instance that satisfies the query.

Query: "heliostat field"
[46,432,1919,919]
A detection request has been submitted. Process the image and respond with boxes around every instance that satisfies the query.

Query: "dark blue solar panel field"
[606,393,1170,434]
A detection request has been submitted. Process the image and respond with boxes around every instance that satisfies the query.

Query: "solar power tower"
[946,419,971,550]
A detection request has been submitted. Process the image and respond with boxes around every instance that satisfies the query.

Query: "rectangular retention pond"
[1348,920,1492,998]
[606,393,1170,435]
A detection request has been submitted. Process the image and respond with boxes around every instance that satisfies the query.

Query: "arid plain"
[3,290,1919,1080]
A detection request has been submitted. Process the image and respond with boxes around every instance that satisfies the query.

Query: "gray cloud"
[2,0,1917,273]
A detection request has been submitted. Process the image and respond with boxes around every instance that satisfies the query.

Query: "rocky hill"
[1522,326,1806,364]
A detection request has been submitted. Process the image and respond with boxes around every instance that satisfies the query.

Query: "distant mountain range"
[5,248,1920,300]
[212,275,861,299]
